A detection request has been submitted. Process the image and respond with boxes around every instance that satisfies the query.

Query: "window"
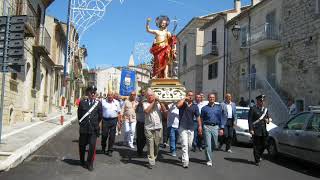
[212,29,217,45]
[266,11,276,39]
[307,113,320,132]
[286,113,311,130]
[240,26,248,47]
[316,0,320,14]
[208,62,218,80]
[16,0,23,15]
[296,99,305,112]
[11,73,17,80]
[183,44,187,65]
[32,57,38,89]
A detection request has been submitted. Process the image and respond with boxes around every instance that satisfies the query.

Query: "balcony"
[34,26,51,55]
[203,41,219,58]
[250,23,281,50]
[22,2,38,37]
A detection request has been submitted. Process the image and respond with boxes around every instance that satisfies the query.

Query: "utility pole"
[61,0,72,121]
[0,15,10,144]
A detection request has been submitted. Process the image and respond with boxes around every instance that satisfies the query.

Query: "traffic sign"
[0,15,26,72]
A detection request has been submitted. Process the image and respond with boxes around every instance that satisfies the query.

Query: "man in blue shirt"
[177,91,201,168]
[200,93,224,167]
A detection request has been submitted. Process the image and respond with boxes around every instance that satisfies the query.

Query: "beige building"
[44,15,66,111]
[0,0,54,125]
[200,0,246,101]
[177,16,212,93]
[177,1,246,99]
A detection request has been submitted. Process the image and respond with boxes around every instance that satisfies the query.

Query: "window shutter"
[316,0,320,14]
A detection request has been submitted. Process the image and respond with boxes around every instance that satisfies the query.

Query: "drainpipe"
[223,15,227,99]
[248,13,252,101]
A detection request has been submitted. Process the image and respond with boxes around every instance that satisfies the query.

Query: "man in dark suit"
[220,93,237,153]
[248,94,271,166]
[77,85,102,171]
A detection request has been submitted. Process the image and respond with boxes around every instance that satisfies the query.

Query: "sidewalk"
[0,109,78,171]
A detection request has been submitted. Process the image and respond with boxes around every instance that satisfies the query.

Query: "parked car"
[233,106,277,144]
[267,110,320,165]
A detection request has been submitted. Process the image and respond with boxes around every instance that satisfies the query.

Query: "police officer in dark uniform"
[248,94,271,166]
[77,85,102,171]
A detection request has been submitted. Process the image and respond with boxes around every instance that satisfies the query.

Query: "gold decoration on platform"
[149,79,186,103]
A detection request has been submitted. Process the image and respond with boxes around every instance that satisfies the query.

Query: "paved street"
[0,123,319,180]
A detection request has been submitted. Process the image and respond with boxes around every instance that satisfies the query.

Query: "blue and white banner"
[120,69,136,96]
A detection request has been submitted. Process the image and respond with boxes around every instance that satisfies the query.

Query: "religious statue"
[146,15,177,79]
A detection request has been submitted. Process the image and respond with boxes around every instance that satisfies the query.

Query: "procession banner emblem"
[120,69,136,96]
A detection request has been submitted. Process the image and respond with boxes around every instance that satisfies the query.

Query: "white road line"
[1,115,61,140]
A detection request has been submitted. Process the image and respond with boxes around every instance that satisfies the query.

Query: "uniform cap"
[256,94,266,101]
[86,85,97,92]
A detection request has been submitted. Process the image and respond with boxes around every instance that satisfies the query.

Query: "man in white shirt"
[167,103,179,157]
[142,89,167,169]
[101,92,121,156]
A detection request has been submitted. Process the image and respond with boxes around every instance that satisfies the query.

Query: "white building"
[95,67,121,96]
[126,53,151,93]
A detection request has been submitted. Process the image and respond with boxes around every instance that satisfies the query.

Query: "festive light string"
[67,0,124,63]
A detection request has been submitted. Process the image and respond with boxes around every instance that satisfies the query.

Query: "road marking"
[0,152,12,156]
[1,115,61,140]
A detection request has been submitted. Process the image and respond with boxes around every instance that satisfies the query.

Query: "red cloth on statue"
[150,35,177,78]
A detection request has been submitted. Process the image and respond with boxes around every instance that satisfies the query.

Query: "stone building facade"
[279,0,320,110]
[226,0,283,102]
[0,0,87,125]
[0,0,55,125]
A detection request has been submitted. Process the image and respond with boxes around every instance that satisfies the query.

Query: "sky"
[47,0,251,68]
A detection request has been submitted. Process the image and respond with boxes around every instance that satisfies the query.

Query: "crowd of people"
[77,85,271,171]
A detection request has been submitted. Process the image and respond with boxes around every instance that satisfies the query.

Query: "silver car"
[268,110,320,165]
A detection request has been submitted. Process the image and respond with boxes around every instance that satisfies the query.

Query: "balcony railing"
[250,23,280,48]
[203,41,219,57]
[239,74,289,125]
[37,26,51,54]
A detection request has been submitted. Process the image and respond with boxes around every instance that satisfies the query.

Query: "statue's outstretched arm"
[146,18,157,35]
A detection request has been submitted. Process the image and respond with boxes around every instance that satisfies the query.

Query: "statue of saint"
[146,15,177,79]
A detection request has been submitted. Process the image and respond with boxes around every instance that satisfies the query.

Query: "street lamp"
[232,22,241,40]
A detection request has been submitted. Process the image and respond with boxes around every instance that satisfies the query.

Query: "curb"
[0,116,77,172]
